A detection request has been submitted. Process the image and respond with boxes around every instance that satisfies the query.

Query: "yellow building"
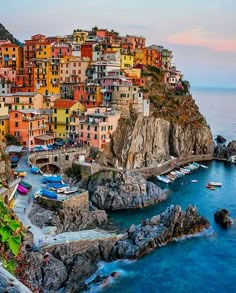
[0,102,9,143]
[35,43,51,59]
[34,59,60,96]
[52,99,84,138]
[134,49,145,65]
[73,31,88,44]
[120,53,134,69]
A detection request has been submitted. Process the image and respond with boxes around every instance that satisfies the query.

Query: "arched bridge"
[28,146,88,173]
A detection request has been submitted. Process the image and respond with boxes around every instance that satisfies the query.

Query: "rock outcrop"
[214,140,236,159]
[98,114,214,169]
[214,209,233,228]
[29,202,108,233]
[215,135,227,144]
[88,171,166,210]
[111,205,210,259]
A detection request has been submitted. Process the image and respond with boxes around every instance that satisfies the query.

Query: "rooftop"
[53,99,78,109]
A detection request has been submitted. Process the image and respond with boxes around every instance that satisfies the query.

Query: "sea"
[87,87,236,293]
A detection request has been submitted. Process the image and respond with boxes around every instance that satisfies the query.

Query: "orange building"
[9,109,48,148]
[143,46,162,68]
[1,44,23,71]
[74,83,103,109]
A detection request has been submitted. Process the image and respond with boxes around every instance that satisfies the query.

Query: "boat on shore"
[31,165,40,174]
[208,182,222,187]
[41,188,57,199]
[17,184,28,195]
[42,174,62,183]
[20,180,32,189]
[64,186,78,194]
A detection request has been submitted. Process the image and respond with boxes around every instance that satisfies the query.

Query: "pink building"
[51,42,72,58]
[79,107,120,150]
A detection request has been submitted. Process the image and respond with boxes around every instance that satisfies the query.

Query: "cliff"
[98,67,214,169]
[99,113,214,169]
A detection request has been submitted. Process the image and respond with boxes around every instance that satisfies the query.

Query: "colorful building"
[0,43,23,71]
[52,99,84,138]
[120,53,134,69]
[0,75,11,94]
[79,107,120,150]
[73,31,88,44]
[9,109,47,148]
[121,35,146,51]
[74,82,103,108]
[0,101,9,143]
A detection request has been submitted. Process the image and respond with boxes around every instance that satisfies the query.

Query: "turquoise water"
[92,88,236,293]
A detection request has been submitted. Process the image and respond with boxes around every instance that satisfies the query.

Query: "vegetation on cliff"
[0,23,21,45]
[141,65,207,128]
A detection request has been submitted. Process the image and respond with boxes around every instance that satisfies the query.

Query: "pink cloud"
[167,29,236,52]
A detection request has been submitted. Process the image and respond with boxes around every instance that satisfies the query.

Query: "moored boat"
[20,180,32,189]
[156,175,171,184]
[200,164,208,169]
[206,185,215,190]
[180,168,191,175]
[208,182,222,187]
[17,184,28,195]
[10,156,19,163]
[18,172,27,177]
[166,174,176,181]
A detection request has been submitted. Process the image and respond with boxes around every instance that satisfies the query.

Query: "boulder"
[215,135,227,144]
[227,140,236,156]
[214,209,233,228]
[89,171,167,210]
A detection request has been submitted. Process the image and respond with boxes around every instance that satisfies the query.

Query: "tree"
[181,80,191,94]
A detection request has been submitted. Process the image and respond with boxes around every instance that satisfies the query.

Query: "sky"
[1,0,236,88]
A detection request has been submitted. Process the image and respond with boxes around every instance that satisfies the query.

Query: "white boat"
[200,164,208,169]
[208,182,222,187]
[181,168,191,174]
[166,174,176,181]
[191,180,198,183]
[156,175,171,184]
[192,162,200,168]
[175,170,184,177]
[64,186,79,194]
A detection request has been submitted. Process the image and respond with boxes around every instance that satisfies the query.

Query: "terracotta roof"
[53,99,77,109]
[1,43,19,48]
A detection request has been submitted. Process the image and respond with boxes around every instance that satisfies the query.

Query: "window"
[94,134,97,139]
[15,122,18,127]
[54,156,58,162]
[1,121,4,125]
[81,124,83,130]
[87,133,90,139]
[65,109,69,114]
[80,132,83,137]
[87,125,90,130]
[94,126,97,131]
[15,113,18,118]
[66,155,69,160]
[54,109,57,113]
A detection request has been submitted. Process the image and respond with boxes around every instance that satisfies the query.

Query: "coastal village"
[0,24,235,292]
[0,26,183,150]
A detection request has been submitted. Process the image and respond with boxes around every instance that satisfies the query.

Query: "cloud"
[167,28,236,53]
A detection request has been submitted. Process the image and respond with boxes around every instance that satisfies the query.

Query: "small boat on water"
[166,174,176,181]
[157,175,171,184]
[18,172,27,177]
[180,168,191,175]
[208,182,222,187]
[206,185,215,190]
[31,165,40,174]
[191,180,198,183]
[200,164,208,169]
[17,184,28,195]
[41,188,57,199]
[20,180,32,189]
[64,186,78,194]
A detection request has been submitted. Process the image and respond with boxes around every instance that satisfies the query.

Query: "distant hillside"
[0,23,22,45]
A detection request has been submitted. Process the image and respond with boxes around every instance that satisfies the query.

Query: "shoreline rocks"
[214,209,233,228]
[111,205,209,259]
[214,140,236,159]
[88,171,167,210]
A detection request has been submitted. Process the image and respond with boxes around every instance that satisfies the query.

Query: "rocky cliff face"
[88,170,166,210]
[99,114,214,169]
[214,140,236,159]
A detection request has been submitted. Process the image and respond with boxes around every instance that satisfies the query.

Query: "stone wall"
[37,190,89,212]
